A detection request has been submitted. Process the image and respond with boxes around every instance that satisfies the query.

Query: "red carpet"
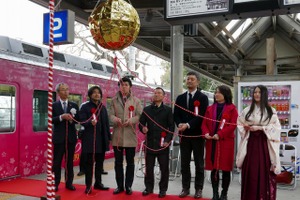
[0,178,210,200]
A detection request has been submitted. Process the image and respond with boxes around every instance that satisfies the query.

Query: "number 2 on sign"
[53,17,62,38]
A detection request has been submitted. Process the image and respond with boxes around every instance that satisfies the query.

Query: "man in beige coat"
[109,77,143,195]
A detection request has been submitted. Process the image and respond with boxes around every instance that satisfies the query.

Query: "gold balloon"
[89,0,140,50]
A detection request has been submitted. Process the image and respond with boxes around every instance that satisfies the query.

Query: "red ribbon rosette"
[193,100,200,115]
[222,113,229,120]
[91,108,97,122]
[160,131,167,147]
[194,100,200,107]
[219,113,229,130]
[128,106,134,118]
[128,106,134,111]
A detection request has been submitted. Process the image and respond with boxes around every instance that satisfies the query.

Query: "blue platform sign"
[43,10,75,45]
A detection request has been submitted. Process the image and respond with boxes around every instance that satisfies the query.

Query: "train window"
[69,94,82,107]
[33,90,56,132]
[22,43,43,57]
[53,52,66,62]
[106,66,114,73]
[91,62,104,71]
[0,84,16,133]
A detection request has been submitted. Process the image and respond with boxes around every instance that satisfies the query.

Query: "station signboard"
[280,0,300,6]
[232,0,280,13]
[43,10,75,45]
[165,0,232,20]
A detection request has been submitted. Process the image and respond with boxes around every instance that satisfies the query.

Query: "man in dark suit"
[174,72,208,199]
[139,87,174,198]
[79,86,111,194]
[52,83,79,192]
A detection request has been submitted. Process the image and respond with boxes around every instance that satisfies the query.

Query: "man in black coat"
[52,83,79,192]
[174,72,208,199]
[79,86,111,194]
[139,87,174,198]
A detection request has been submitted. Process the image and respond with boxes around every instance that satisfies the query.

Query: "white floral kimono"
[236,105,281,174]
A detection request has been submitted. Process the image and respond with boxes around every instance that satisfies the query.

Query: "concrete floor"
[0,156,299,200]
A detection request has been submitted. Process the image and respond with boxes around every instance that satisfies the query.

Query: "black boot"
[211,170,219,200]
[219,191,228,200]
[219,171,230,200]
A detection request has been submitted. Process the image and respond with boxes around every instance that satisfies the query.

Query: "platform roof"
[29,0,300,86]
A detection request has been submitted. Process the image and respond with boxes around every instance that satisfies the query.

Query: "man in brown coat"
[109,77,143,195]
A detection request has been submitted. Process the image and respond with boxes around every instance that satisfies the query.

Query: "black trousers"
[180,137,205,190]
[52,142,76,187]
[144,152,169,192]
[85,152,105,187]
[79,151,87,173]
[113,146,135,189]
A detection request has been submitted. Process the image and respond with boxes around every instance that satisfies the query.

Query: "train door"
[0,83,19,179]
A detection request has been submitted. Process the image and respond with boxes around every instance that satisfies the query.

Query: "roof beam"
[238,17,271,47]
[240,57,300,66]
[184,48,223,53]
[198,23,239,64]
[279,15,300,33]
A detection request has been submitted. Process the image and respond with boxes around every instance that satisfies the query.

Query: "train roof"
[0,35,162,91]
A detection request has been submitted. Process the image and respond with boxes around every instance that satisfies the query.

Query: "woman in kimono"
[236,85,281,200]
[202,85,238,200]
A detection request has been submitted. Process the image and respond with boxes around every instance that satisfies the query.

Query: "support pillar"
[171,25,184,104]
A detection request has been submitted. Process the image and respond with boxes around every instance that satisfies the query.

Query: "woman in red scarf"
[202,85,238,200]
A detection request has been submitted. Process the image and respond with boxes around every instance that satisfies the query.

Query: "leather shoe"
[126,187,133,195]
[158,191,166,198]
[179,189,190,198]
[194,189,202,199]
[113,187,124,194]
[66,185,76,191]
[77,171,85,176]
[101,170,108,175]
[85,187,92,194]
[94,183,109,190]
[142,189,153,196]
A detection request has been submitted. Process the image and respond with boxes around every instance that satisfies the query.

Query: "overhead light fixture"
[144,9,153,22]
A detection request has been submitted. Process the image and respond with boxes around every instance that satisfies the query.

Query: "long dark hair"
[245,85,273,123]
[213,85,233,104]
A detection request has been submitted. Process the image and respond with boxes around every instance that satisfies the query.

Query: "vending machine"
[237,81,300,179]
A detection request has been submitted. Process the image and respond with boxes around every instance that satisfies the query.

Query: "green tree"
[160,61,171,88]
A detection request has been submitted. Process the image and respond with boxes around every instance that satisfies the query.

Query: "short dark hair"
[186,71,199,80]
[118,77,132,87]
[155,87,165,95]
[214,85,232,104]
[88,86,102,99]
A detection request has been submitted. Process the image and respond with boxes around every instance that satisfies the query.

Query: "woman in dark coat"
[201,85,238,200]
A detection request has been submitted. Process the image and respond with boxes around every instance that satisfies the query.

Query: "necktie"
[63,101,67,113]
[123,97,127,105]
[188,93,193,110]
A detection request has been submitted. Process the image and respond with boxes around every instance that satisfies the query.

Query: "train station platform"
[0,156,299,200]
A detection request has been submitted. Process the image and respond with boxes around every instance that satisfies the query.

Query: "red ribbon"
[91,108,96,114]
[194,100,200,107]
[128,105,134,111]
[160,131,166,147]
